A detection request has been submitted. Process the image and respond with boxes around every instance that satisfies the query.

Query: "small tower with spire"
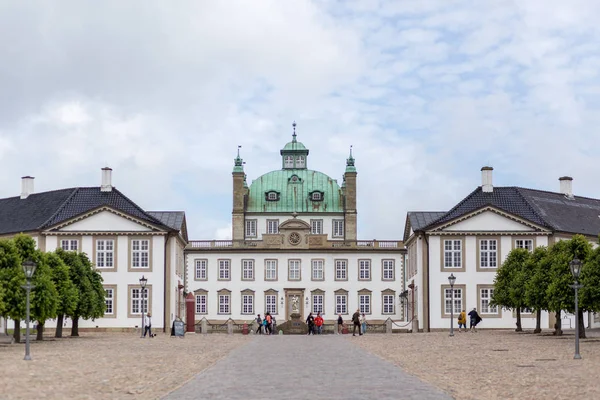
[232,145,247,240]
[280,121,309,170]
[343,145,357,240]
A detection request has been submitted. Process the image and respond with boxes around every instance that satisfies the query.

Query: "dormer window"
[296,156,305,168]
[265,191,280,201]
[310,191,324,201]
[284,155,294,169]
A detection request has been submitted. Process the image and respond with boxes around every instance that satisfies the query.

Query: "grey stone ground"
[164,335,453,400]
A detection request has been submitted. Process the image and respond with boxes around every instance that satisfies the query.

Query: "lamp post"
[139,275,148,338]
[569,258,583,360]
[448,273,456,337]
[22,260,37,361]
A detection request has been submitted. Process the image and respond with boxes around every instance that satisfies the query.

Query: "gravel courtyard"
[0,332,248,399]
[354,329,600,400]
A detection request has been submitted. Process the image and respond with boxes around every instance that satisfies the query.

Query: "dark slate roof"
[404,212,447,242]
[147,211,185,230]
[0,187,172,235]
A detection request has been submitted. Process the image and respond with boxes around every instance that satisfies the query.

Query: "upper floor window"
[288,260,301,280]
[284,155,294,168]
[443,239,462,269]
[382,260,395,280]
[311,219,323,234]
[310,191,323,201]
[479,239,498,269]
[242,259,254,280]
[131,239,149,269]
[296,156,305,168]
[219,259,231,280]
[359,260,371,280]
[265,259,278,281]
[245,219,257,238]
[312,259,324,280]
[335,260,347,280]
[333,220,344,238]
[267,219,279,234]
[195,259,207,280]
[96,239,114,269]
[61,239,78,252]
[266,191,280,201]
[515,239,533,252]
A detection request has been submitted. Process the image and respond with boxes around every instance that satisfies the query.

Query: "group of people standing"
[305,312,324,334]
[255,313,276,334]
[458,308,483,332]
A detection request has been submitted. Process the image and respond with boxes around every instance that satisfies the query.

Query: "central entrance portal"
[284,288,305,321]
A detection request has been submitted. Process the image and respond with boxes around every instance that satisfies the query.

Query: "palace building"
[184,126,406,326]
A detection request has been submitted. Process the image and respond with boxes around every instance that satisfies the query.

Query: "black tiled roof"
[0,187,171,235]
[147,211,185,230]
[404,211,447,242]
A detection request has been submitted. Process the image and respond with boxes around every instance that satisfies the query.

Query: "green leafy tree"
[45,252,78,339]
[524,246,551,333]
[580,241,600,333]
[0,239,26,343]
[491,248,530,331]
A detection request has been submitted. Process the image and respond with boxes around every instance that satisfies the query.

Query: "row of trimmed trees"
[0,234,105,342]
[491,234,600,338]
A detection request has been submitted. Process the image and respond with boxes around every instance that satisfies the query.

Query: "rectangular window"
[219,294,230,314]
[296,155,305,168]
[284,155,294,168]
[444,288,463,315]
[242,294,253,314]
[105,288,114,315]
[312,260,324,280]
[96,239,114,268]
[359,260,371,280]
[195,259,207,280]
[480,288,497,314]
[242,259,254,280]
[515,239,533,252]
[219,260,231,280]
[265,260,277,281]
[444,240,462,268]
[336,295,347,314]
[382,260,395,280]
[310,219,323,234]
[131,239,149,268]
[130,288,148,315]
[383,294,394,314]
[333,219,344,238]
[335,260,347,280]
[480,239,498,268]
[267,219,279,234]
[359,295,371,314]
[61,239,78,251]
[312,295,324,314]
[265,294,277,314]
[196,294,207,314]
[288,260,301,280]
[245,219,257,238]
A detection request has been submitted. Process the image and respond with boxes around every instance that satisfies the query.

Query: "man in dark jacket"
[468,308,482,332]
[352,309,363,336]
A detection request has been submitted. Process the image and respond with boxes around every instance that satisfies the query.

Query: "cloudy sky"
[1,0,600,240]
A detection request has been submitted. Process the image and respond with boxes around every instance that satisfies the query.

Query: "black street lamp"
[448,273,456,337]
[22,260,37,361]
[569,258,583,360]
[139,275,148,338]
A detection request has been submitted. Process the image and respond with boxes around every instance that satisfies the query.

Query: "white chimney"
[481,166,493,193]
[101,167,113,192]
[20,176,35,199]
[559,176,573,198]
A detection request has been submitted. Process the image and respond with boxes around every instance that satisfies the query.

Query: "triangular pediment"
[279,218,311,231]
[430,207,548,233]
[50,207,161,232]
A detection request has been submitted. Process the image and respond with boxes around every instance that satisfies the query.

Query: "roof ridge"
[0,187,77,202]
[39,188,80,229]
[513,188,553,229]
[423,187,482,229]
[516,186,600,202]
[111,188,169,227]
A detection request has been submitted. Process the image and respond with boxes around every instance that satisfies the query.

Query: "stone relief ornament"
[289,232,301,245]
[291,295,300,313]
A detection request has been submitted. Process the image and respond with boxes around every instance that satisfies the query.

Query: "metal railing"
[188,239,404,250]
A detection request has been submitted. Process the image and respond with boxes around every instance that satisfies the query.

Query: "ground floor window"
[359,294,371,314]
[242,294,253,314]
[219,295,230,314]
[382,294,394,314]
[196,294,207,314]
[312,294,324,314]
[105,288,114,315]
[265,294,277,314]
[336,295,347,314]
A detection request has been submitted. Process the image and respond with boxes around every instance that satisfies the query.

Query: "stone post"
[185,293,195,333]
[227,319,233,335]
[412,318,419,333]
[201,317,208,335]
[386,318,392,334]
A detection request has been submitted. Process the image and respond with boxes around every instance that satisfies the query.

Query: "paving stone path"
[164,335,453,400]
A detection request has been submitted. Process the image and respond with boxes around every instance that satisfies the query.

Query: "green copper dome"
[282,141,307,151]
[247,169,343,213]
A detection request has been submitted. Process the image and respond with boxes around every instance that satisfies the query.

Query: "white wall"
[443,211,537,232]
[59,210,154,232]
[245,214,345,240]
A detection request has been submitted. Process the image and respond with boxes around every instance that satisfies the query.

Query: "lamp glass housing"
[570,258,582,280]
[448,273,457,287]
[22,260,37,279]
[139,275,148,289]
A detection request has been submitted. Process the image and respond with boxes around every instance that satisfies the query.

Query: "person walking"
[265,313,272,335]
[458,310,467,332]
[468,308,482,332]
[255,314,263,335]
[360,313,367,334]
[306,312,315,335]
[315,312,324,335]
[352,309,362,336]
[143,313,152,338]
[337,314,344,334]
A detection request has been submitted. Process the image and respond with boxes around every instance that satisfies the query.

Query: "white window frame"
[444,240,462,268]
[382,260,394,280]
[359,260,371,280]
[336,294,347,315]
[515,239,533,252]
[96,239,114,268]
[310,219,323,234]
[130,288,148,315]
[480,239,498,268]
[265,259,277,281]
[312,294,324,314]
[383,294,394,314]
[219,294,230,314]
[480,288,497,314]
[311,192,322,201]
[288,260,301,281]
[219,260,231,280]
[284,155,294,168]
[312,259,324,280]
[359,294,371,314]
[335,260,347,280]
[265,294,277,315]
[267,219,279,234]
[267,192,278,201]
[296,155,305,168]
[245,219,257,238]
[131,239,149,269]
[61,239,78,252]
[333,219,344,238]
[242,294,254,314]
[105,288,114,315]
[242,259,254,280]
[195,259,207,280]
[444,288,463,315]
[195,294,207,314]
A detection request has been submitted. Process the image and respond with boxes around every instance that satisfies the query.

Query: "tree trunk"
[36,321,44,341]
[533,309,542,334]
[71,317,79,337]
[578,310,586,339]
[554,311,563,336]
[515,308,523,332]
[13,319,21,343]
[55,314,64,338]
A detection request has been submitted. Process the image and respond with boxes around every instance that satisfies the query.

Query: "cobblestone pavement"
[164,335,452,400]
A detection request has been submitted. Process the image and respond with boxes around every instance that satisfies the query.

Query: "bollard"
[386,318,392,335]
[201,318,208,336]
[227,319,233,335]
